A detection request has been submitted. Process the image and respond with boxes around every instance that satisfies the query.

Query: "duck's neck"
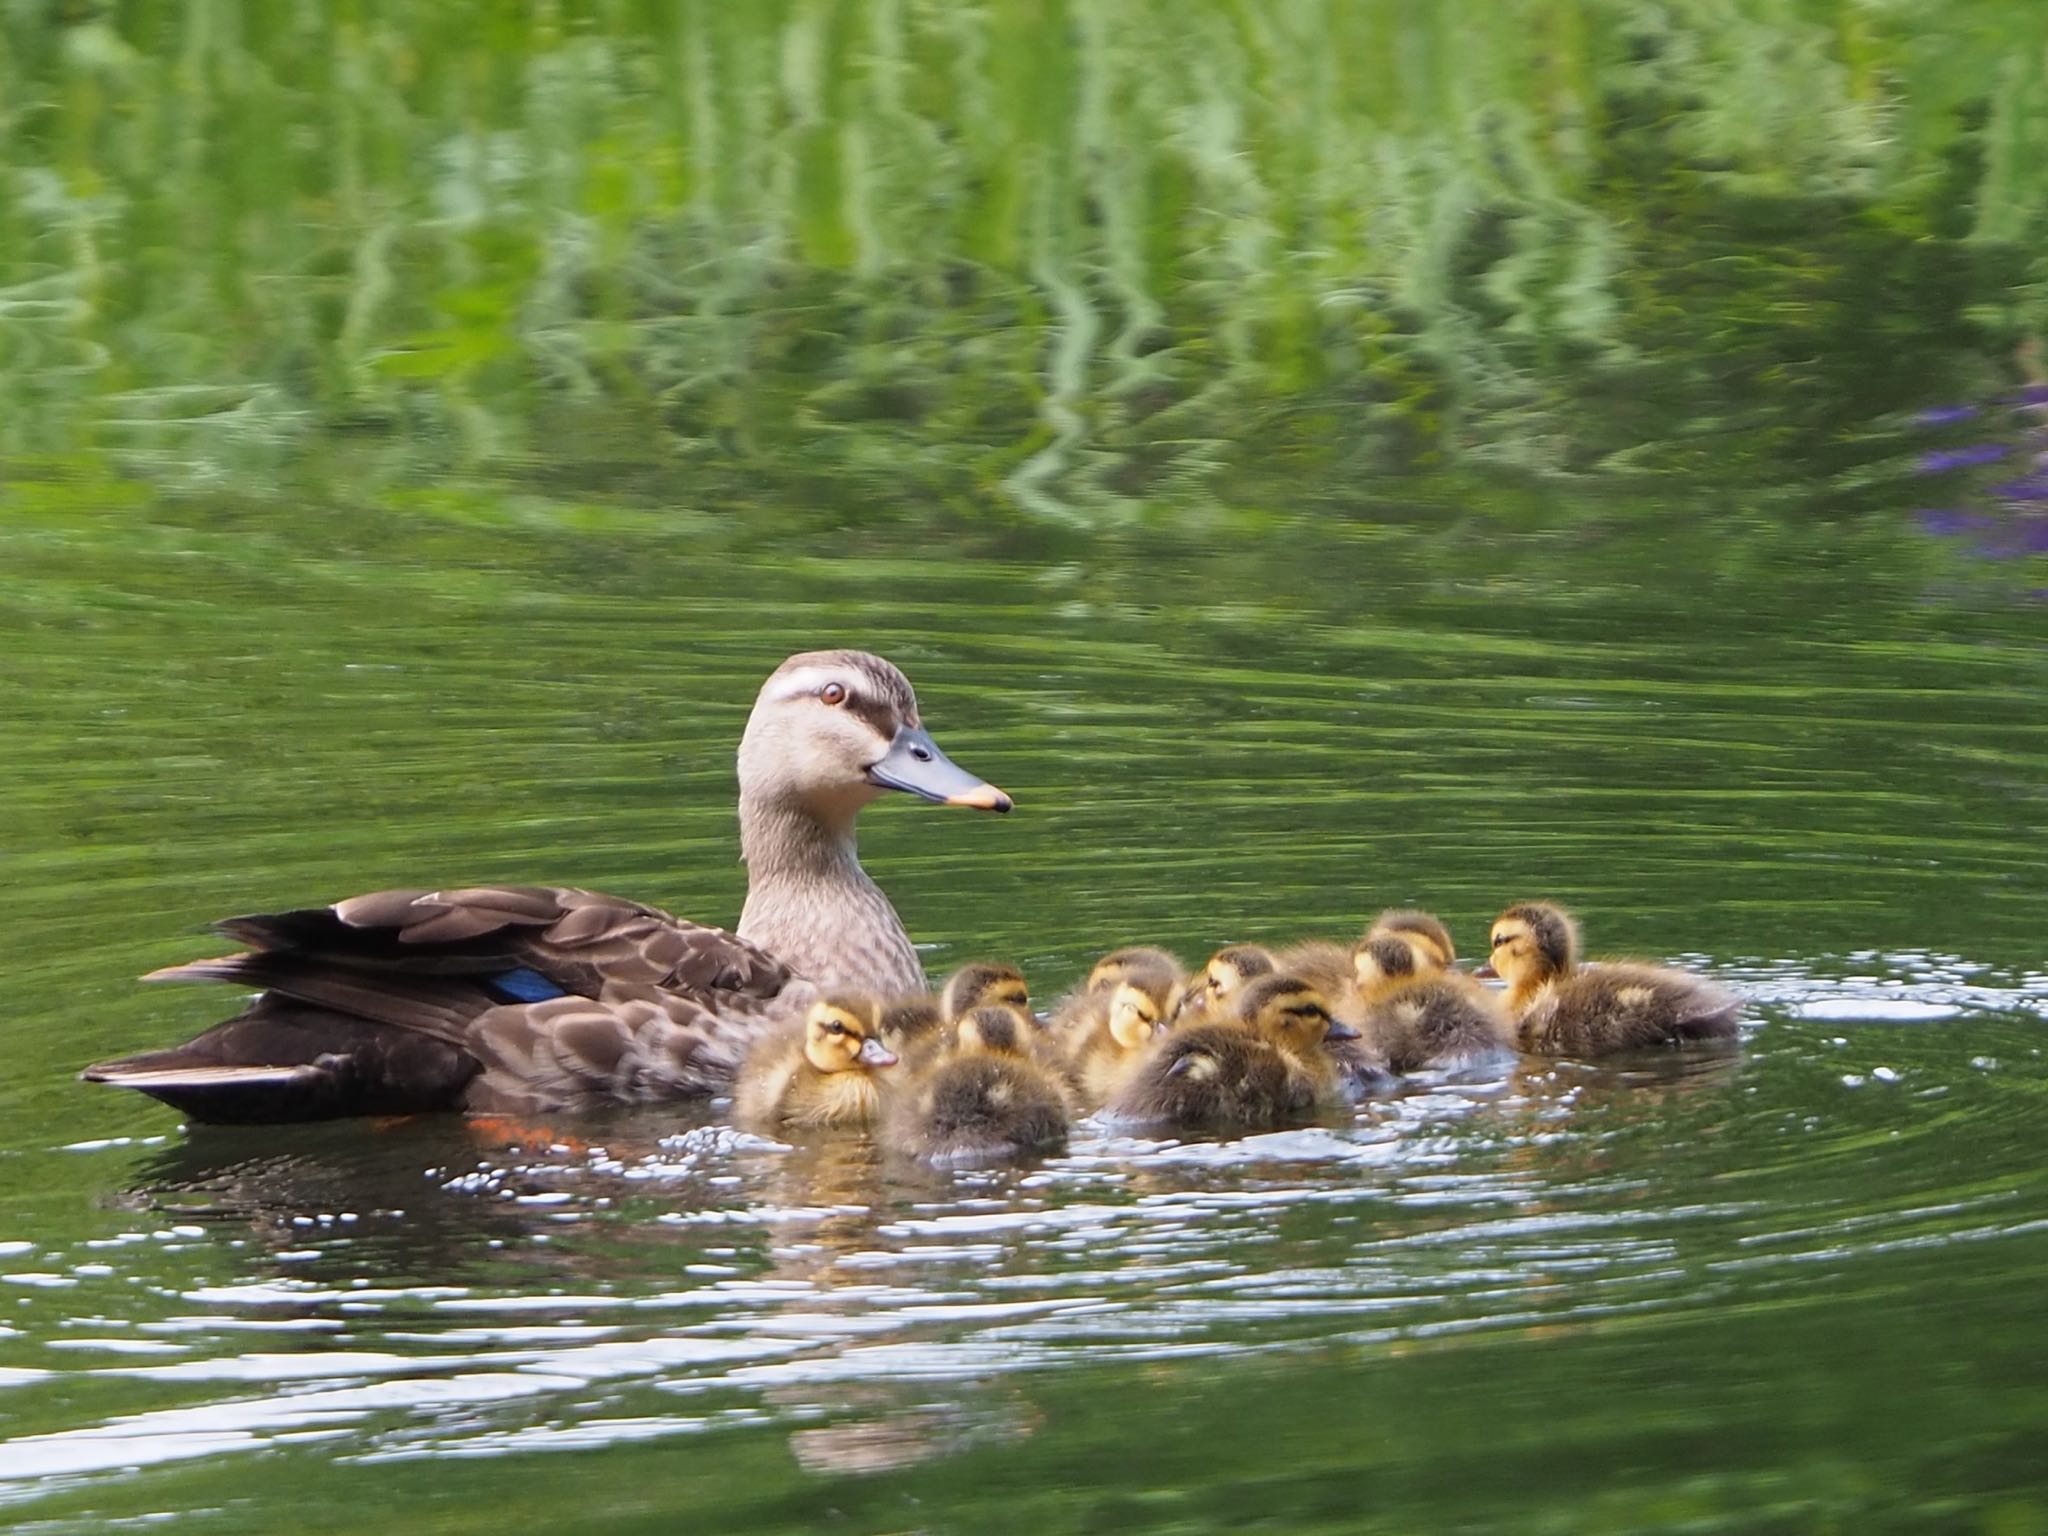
[736,797,925,997]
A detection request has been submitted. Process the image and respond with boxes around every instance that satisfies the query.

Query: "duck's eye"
[826,1022,847,1035]
[820,682,848,706]
[1491,933,1508,948]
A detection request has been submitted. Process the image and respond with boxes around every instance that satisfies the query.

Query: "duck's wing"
[86,886,804,1122]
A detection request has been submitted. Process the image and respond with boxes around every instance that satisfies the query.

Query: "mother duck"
[82,650,1010,1123]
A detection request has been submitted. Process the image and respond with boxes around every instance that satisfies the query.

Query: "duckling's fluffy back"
[1364,974,1516,1073]
[1104,1021,1307,1131]
[1518,963,1740,1056]
[889,1054,1069,1164]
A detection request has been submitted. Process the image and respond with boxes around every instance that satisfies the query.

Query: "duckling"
[1483,902,1741,1056]
[1366,908,1457,968]
[1107,973,1353,1130]
[1170,944,1278,1024]
[1084,945,1186,997]
[1351,932,1514,1074]
[878,993,945,1054]
[888,1005,1070,1164]
[940,961,1031,1022]
[1273,940,1363,1004]
[1062,978,1174,1107]
[733,995,898,1130]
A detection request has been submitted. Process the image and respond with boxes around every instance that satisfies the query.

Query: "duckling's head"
[1107,980,1169,1051]
[956,1005,1032,1058]
[1352,931,1445,992]
[1367,908,1456,967]
[1485,902,1580,991]
[1238,974,1357,1050]
[738,650,1011,831]
[942,961,1030,1021]
[803,995,897,1074]
[1179,944,1277,1017]
[1085,946,1184,995]
[880,994,944,1042]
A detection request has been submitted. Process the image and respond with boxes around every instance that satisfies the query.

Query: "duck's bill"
[1471,963,1499,980]
[858,1037,899,1068]
[1325,1021,1362,1042]
[866,726,1013,813]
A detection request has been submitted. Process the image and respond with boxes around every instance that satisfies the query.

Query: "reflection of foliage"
[1,1,2044,518]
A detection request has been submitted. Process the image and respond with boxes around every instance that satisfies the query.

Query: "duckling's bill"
[865,724,1012,812]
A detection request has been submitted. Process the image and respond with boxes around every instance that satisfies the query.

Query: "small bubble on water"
[1970,1055,1999,1070]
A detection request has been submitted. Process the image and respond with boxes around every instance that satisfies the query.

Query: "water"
[5,4,2048,1531]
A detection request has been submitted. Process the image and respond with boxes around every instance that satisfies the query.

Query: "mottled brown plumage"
[1107,974,1348,1130]
[83,651,1010,1123]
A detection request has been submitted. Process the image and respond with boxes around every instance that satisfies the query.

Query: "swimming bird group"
[82,649,1742,1159]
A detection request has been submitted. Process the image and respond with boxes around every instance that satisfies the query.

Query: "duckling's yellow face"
[1187,946,1275,1013]
[1107,982,1166,1051]
[804,999,897,1074]
[1486,914,1555,992]
[1240,978,1350,1052]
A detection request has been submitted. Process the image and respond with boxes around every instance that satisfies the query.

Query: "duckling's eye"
[826,1022,847,1035]
[819,682,848,706]
[1491,933,1509,949]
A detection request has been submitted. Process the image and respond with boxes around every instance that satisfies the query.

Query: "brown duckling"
[1351,931,1514,1074]
[888,1005,1070,1164]
[1049,945,1186,1039]
[1085,945,1186,996]
[940,961,1031,1022]
[1366,908,1457,967]
[1482,902,1741,1055]
[734,994,898,1130]
[1170,944,1278,1024]
[878,993,945,1054]
[1108,974,1353,1130]
[1062,978,1174,1107]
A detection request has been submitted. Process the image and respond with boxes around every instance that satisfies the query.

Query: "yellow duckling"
[1351,931,1514,1074]
[1170,944,1278,1024]
[1084,945,1186,998]
[734,994,898,1129]
[1108,974,1354,1130]
[889,1005,1070,1164]
[1061,977,1175,1107]
[1482,902,1741,1055]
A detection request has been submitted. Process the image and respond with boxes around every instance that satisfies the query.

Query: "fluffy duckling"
[1062,978,1174,1107]
[940,961,1031,1022]
[1170,944,1278,1024]
[1366,908,1457,968]
[734,995,898,1130]
[1351,932,1514,1074]
[1483,902,1741,1055]
[889,1005,1070,1164]
[878,993,945,1054]
[1085,945,1186,997]
[1108,974,1353,1130]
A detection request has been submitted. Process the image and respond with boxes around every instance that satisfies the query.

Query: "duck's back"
[85,885,806,1122]
[1521,963,1740,1056]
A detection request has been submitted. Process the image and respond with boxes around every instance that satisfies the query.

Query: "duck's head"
[738,650,1011,830]
[1106,980,1170,1051]
[955,1005,1032,1058]
[1238,974,1357,1050]
[803,995,897,1073]
[1481,902,1579,992]
[1085,946,1184,995]
[942,961,1030,1020]
[1177,944,1277,1019]
[1366,908,1456,968]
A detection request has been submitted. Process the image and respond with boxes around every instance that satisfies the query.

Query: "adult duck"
[82,649,1011,1122]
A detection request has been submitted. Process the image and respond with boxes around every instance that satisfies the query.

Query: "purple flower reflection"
[1990,472,2048,502]
[1915,444,2011,474]
[1912,405,1980,426]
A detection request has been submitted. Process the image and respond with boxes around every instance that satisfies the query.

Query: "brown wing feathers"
[91,884,800,1121]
